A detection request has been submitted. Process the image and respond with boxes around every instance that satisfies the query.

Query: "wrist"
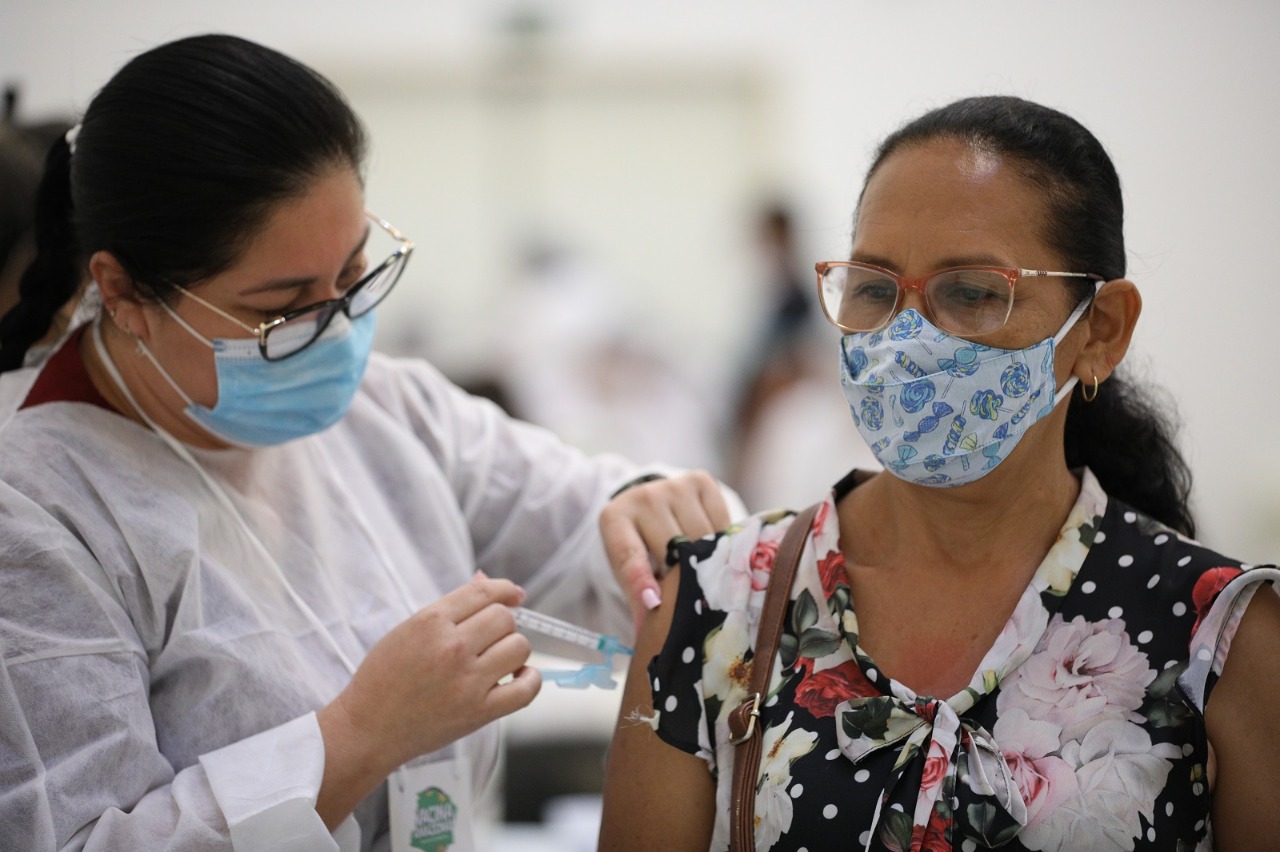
[315,699,391,828]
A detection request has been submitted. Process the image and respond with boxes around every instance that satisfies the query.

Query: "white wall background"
[4,0,1279,569]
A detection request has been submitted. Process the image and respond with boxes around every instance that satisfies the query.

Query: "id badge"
[389,750,474,852]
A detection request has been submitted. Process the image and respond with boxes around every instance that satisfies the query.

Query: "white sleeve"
[369,357,746,643]
[199,714,357,852]
[1179,565,1280,712]
[0,485,353,852]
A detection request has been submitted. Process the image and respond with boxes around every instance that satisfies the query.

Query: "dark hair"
[1,82,71,324]
[861,95,1195,537]
[0,123,45,290]
[0,34,367,372]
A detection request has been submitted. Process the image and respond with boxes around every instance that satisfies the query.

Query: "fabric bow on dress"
[812,483,1097,851]
[836,691,1028,850]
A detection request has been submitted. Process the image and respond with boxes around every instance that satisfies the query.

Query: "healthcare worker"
[0,34,736,850]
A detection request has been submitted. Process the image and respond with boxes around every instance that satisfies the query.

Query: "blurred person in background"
[730,332,881,512]
[0,34,740,850]
[495,241,720,476]
[0,100,44,323]
[0,90,90,418]
[726,204,818,484]
[726,202,879,511]
[601,95,1280,851]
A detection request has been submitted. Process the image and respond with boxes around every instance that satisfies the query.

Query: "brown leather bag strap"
[727,503,820,852]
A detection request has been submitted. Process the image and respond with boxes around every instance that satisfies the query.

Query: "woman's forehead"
[854,139,1055,267]
[226,171,366,278]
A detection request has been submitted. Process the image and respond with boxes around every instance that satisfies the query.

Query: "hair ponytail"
[0,135,79,372]
[1064,371,1195,537]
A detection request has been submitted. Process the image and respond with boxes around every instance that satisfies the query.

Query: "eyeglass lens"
[348,251,408,318]
[821,266,1013,336]
[260,235,410,361]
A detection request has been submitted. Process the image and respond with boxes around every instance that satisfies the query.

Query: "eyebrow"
[239,225,371,297]
[849,251,1013,273]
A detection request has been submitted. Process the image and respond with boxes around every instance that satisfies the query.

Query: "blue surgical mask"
[142,305,376,447]
[839,301,1089,487]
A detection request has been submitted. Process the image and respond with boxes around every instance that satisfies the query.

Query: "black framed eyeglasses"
[176,212,414,360]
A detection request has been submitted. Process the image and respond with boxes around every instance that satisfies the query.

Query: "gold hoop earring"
[1082,373,1099,403]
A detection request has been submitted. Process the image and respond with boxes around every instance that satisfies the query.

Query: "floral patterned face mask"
[839,299,1091,487]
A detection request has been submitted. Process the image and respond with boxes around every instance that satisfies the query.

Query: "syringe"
[511,607,633,659]
[511,607,633,689]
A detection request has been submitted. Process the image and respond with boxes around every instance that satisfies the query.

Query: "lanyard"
[95,317,481,851]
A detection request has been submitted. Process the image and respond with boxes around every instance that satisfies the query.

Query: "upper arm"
[0,491,170,844]
[0,615,166,844]
[599,566,715,851]
[1205,582,1280,851]
[0,474,338,848]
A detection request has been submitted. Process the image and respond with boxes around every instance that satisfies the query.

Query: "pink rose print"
[794,658,878,718]
[749,538,779,592]
[1008,753,1076,829]
[989,708,1080,835]
[999,615,1154,743]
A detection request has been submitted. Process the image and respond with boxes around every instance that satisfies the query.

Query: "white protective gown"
[0,347,661,850]
[0,364,37,424]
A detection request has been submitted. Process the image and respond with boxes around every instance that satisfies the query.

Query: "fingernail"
[642,588,661,610]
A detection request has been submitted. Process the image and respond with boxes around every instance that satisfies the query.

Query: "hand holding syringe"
[511,607,633,689]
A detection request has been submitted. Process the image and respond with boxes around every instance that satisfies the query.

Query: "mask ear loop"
[156,298,217,349]
[1050,286,1099,347]
[99,296,214,411]
[118,313,202,411]
[1050,281,1104,405]
[90,314,361,674]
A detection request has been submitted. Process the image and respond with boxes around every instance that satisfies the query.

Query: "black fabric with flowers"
[649,468,1278,851]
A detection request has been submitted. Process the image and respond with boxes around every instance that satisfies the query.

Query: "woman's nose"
[897,286,929,315]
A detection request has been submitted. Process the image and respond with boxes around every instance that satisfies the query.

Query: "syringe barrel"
[512,607,602,650]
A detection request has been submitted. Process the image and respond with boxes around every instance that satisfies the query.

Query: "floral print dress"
[649,468,1279,851]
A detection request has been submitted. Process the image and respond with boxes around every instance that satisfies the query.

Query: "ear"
[89,250,154,342]
[1072,279,1141,386]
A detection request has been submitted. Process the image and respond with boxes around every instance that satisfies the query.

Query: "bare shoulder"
[1210,582,1280,703]
[1205,583,1280,851]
